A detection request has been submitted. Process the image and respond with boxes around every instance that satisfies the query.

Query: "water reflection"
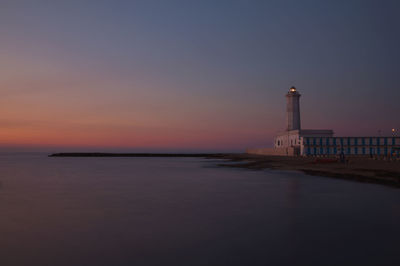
[286,177,301,209]
[0,154,398,266]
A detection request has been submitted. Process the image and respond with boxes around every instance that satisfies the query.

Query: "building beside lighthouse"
[247,87,400,157]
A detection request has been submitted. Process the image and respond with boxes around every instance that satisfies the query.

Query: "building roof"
[275,129,334,138]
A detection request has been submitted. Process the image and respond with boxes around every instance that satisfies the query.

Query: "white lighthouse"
[286,86,301,131]
[247,86,400,157]
[247,86,333,156]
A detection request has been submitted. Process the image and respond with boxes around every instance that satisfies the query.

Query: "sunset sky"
[1,0,399,152]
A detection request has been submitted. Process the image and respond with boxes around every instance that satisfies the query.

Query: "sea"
[0,152,399,266]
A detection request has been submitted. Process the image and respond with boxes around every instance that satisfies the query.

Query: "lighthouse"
[246,85,398,157]
[246,86,335,156]
[286,86,301,131]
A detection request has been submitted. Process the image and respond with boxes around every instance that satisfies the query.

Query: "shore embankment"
[208,154,400,188]
[49,153,400,188]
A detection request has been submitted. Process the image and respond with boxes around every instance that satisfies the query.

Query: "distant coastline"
[49,153,400,188]
[49,153,225,157]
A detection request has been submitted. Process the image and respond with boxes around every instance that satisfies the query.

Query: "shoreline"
[208,154,400,188]
[48,153,400,188]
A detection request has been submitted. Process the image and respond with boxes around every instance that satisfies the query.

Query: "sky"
[0,0,399,152]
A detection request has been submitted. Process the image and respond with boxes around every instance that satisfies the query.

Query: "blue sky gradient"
[0,0,399,151]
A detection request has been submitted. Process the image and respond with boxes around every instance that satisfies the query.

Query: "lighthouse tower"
[246,86,334,156]
[286,86,301,131]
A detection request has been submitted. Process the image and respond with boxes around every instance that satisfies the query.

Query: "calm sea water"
[0,153,399,266]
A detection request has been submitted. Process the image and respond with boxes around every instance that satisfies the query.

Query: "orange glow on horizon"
[0,118,273,150]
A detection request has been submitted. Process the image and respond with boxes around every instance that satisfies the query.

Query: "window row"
[303,137,400,146]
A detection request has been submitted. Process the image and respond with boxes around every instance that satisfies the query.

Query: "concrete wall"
[246,147,298,156]
[274,129,333,149]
